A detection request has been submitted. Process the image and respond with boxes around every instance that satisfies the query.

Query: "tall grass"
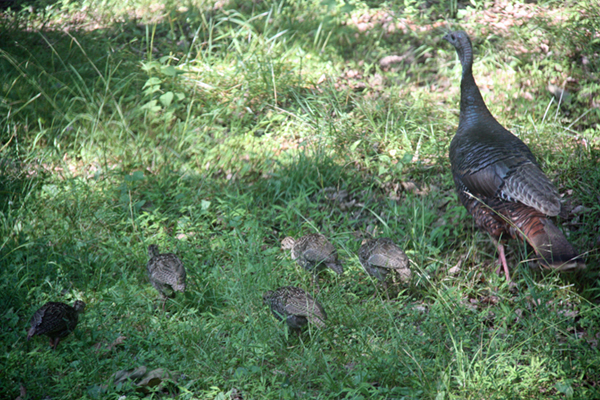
[1,0,599,398]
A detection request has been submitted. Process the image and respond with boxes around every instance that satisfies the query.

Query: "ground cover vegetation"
[1,0,599,398]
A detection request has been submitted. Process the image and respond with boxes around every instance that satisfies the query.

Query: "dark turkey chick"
[443,31,584,280]
[263,286,327,330]
[281,234,344,276]
[359,238,411,289]
[27,300,85,349]
[147,244,187,311]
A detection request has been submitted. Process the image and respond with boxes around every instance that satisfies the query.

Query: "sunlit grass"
[1,0,599,398]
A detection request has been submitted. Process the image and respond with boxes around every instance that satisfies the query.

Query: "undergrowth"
[1,0,599,398]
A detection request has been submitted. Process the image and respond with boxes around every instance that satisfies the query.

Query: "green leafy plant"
[0,0,598,399]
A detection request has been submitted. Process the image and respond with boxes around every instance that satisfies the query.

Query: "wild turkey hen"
[358,238,411,290]
[147,244,187,311]
[27,300,86,349]
[263,286,327,331]
[281,234,344,276]
[443,31,584,280]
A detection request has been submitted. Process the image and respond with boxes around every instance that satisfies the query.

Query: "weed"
[1,0,599,398]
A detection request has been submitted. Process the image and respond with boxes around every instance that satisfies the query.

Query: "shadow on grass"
[1,2,599,397]
[1,135,599,399]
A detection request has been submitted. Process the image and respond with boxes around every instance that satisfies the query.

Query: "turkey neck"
[458,43,495,132]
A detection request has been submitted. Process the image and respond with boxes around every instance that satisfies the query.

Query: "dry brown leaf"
[15,384,26,400]
[113,366,148,384]
[229,387,244,400]
[107,335,127,350]
[94,335,127,353]
[135,368,174,394]
[448,257,462,275]
[481,295,500,305]
[400,181,418,192]
[110,366,176,394]
[379,55,407,69]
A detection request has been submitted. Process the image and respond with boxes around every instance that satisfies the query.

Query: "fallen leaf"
[109,366,177,394]
[112,366,148,384]
[448,258,462,275]
[15,384,26,400]
[94,335,127,353]
[401,181,418,192]
[135,368,174,394]
[229,387,244,400]
[379,55,407,69]
[571,205,592,215]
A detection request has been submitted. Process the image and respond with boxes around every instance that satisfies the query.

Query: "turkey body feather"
[27,301,85,349]
[263,286,327,330]
[281,234,344,275]
[444,30,584,280]
[147,245,187,311]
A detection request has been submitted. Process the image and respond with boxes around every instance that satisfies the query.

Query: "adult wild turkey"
[263,286,327,331]
[281,233,344,276]
[147,244,187,311]
[27,301,86,349]
[358,238,411,292]
[443,31,584,280]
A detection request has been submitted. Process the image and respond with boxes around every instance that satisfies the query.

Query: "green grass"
[1,0,599,398]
